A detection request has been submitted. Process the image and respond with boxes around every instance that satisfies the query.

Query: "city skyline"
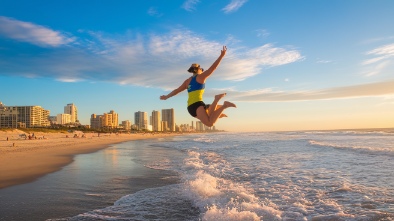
[1,1,394,131]
[1,100,207,131]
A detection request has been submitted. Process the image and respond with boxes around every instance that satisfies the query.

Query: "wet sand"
[0,129,180,189]
[0,138,183,221]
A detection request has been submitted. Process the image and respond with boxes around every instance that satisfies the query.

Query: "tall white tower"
[151,110,162,132]
[64,103,78,123]
[134,111,148,130]
[162,108,175,132]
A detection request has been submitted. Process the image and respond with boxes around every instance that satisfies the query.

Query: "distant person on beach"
[160,46,236,127]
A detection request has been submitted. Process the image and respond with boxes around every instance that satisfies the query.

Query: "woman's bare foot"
[223,101,236,108]
[215,93,227,100]
[219,114,228,118]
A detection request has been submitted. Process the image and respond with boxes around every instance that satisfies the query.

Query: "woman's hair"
[187,63,200,74]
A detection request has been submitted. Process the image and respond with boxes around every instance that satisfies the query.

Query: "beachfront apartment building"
[90,114,102,129]
[0,103,18,128]
[134,111,148,130]
[57,114,71,125]
[151,110,162,132]
[195,121,205,131]
[178,124,192,132]
[104,110,118,128]
[0,102,50,128]
[162,108,175,132]
[161,121,169,132]
[64,103,78,123]
[90,110,119,129]
[121,120,132,130]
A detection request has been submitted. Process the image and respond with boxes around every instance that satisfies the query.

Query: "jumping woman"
[160,46,236,127]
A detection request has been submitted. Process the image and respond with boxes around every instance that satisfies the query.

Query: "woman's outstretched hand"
[160,95,168,100]
[221,46,227,57]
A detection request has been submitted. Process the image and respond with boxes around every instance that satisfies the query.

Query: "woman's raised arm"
[197,46,227,83]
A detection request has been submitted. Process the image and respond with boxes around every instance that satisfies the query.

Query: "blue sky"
[1,0,394,131]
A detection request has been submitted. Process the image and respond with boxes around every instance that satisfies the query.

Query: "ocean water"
[54,130,394,221]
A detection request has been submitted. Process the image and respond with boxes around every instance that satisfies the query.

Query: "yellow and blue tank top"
[187,75,205,106]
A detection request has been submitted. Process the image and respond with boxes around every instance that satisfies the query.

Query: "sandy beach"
[0,129,179,189]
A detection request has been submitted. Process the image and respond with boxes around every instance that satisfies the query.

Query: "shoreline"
[0,137,183,221]
[0,129,181,189]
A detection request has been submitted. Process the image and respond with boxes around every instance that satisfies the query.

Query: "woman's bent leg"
[207,93,226,115]
[196,101,236,127]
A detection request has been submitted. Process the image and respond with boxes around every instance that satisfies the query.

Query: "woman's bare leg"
[197,101,236,127]
[207,93,226,115]
[214,105,227,118]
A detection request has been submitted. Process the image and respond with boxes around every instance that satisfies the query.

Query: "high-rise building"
[196,121,204,131]
[64,103,78,123]
[57,114,71,125]
[134,111,148,130]
[179,124,191,132]
[0,102,5,111]
[151,110,162,132]
[162,108,175,131]
[0,102,50,128]
[90,114,102,129]
[161,121,168,132]
[121,120,132,130]
[103,110,118,128]
[90,110,119,129]
[0,103,18,128]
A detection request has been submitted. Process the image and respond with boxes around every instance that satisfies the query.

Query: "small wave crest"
[180,150,283,220]
[53,184,200,221]
[309,140,394,156]
[182,169,283,221]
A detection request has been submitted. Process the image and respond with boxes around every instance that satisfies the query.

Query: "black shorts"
[187,101,210,117]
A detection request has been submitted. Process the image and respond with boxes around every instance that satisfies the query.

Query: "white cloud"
[218,44,303,81]
[376,94,394,107]
[56,77,81,83]
[364,60,390,77]
[255,29,270,38]
[74,30,302,84]
[362,43,394,76]
[224,80,394,102]
[182,0,200,11]
[361,56,387,65]
[147,7,163,17]
[0,27,302,89]
[316,59,332,64]
[222,0,248,14]
[0,16,74,47]
[366,43,394,56]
